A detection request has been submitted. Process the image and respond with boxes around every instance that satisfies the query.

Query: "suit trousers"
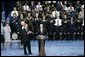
[23,40,32,55]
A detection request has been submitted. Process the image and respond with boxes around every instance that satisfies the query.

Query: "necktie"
[71,17,73,24]
[57,19,59,26]
[40,25,43,34]
[40,27,42,34]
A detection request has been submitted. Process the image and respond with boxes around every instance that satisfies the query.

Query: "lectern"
[37,35,46,56]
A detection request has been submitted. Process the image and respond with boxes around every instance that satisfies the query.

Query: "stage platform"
[1,40,84,56]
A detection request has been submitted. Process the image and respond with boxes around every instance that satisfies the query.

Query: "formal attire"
[11,10,19,17]
[10,17,20,33]
[69,17,75,40]
[38,24,46,56]
[62,19,70,40]
[47,18,55,40]
[36,4,42,11]
[75,19,83,40]
[54,18,62,40]
[37,23,46,53]
[23,5,29,11]
[68,6,74,12]
[4,26,11,42]
[32,18,41,40]
[52,10,60,18]
[21,26,32,55]
[79,10,84,19]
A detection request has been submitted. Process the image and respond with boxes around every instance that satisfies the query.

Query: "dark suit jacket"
[21,28,31,44]
[37,26,47,35]
[10,17,21,33]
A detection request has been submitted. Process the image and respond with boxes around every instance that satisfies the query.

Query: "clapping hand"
[17,32,19,34]
[27,31,32,34]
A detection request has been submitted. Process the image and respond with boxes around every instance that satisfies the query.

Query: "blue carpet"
[1,40,84,56]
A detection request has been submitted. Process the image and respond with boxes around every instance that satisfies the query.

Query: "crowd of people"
[1,1,84,55]
[1,1,84,41]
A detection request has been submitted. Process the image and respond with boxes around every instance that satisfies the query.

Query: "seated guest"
[36,2,43,11]
[32,13,41,40]
[11,7,19,17]
[75,14,83,40]
[52,8,60,19]
[68,5,74,13]
[47,1,51,4]
[47,14,55,40]
[16,1,23,12]
[23,2,29,11]
[54,16,62,40]
[56,1,62,11]
[50,4,55,12]
[81,19,84,40]
[52,1,56,4]
[79,4,84,19]
[10,13,20,33]
[19,13,24,21]
[68,17,75,40]
[74,1,81,13]
[62,15,70,40]
[25,13,33,30]
[30,1,36,10]
[4,23,12,48]
[63,4,69,13]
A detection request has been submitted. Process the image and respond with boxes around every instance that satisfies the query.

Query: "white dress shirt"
[36,5,42,8]
[48,1,51,3]
[52,11,60,18]
[68,6,74,12]
[40,24,43,34]
[23,5,29,11]
[79,10,84,19]
[81,4,84,9]
[54,18,62,26]
[22,26,25,29]
[40,27,43,34]
[11,10,18,17]
[82,19,84,26]
[53,1,56,3]
[36,5,42,11]
[64,6,69,12]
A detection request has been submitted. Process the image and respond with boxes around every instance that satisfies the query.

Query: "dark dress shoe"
[25,53,28,55]
[29,53,32,55]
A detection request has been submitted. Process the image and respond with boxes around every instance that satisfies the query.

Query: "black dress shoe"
[29,53,32,55]
[25,53,28,55]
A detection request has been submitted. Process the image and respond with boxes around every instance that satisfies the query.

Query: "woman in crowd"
[4,23,11,48]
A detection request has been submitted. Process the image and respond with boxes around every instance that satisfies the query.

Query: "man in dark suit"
[54,16,62,40]
[75,15,83,40]
[47,15,55,40]
[37,23,47,55]
[62,15,70,40]
[32,15,41,40]
[10,13,20,40]
[21,21,32,55]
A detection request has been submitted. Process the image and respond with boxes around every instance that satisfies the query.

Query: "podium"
[37,35,46,56]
